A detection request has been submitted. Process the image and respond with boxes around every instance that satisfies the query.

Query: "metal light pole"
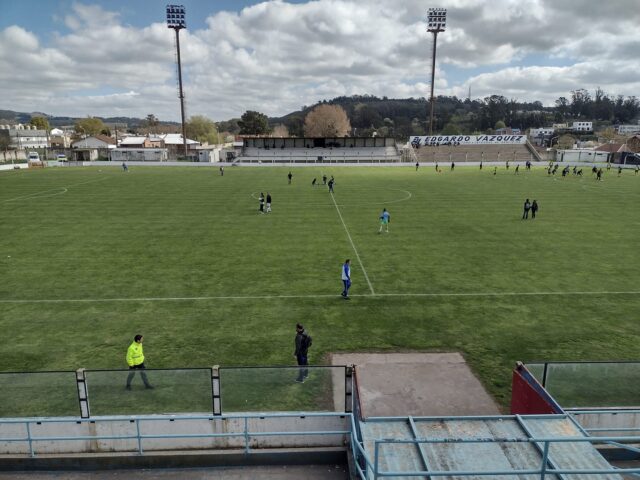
[427,8,446,135]
[166,5,188,158]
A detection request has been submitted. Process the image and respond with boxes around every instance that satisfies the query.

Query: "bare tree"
[304,105,351,137]
[271,124,289,137]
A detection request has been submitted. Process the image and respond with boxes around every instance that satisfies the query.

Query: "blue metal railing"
[0,412,350,458]
[3,412,640,478]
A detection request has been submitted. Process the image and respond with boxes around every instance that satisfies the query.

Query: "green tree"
[29,116,50,131]
[0,132,10,151]
[186,115,219,144]
[75,117,106,136]
[441,123,460,135]
[557,134,576,149]
[494,120,506,130]
[238,111,270,135]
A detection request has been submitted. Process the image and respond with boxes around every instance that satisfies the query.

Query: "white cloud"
[0,0,638,121]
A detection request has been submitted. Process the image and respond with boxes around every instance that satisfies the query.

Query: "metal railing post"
[345,366,353,413]
[211,365,221,416]
[75,368,90,418]
[26,421,34,457]
[135,419,143,454]
[540,440,550,479]
[244,417,250,454]
[373,440,380,480]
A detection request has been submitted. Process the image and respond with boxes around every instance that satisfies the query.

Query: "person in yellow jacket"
[125,334,154,390]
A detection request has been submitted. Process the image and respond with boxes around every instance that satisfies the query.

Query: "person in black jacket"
[531,200,539,219]
[294,323,311,383]
[522,198,531,219]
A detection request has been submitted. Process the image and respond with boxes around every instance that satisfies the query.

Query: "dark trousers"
[342,279,351,297]
[522,209,529,219]
[296,354,308,381]
[126,363,151,387]
[531,209,537,219]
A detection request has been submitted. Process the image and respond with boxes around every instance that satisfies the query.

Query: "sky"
[1,0,639,122]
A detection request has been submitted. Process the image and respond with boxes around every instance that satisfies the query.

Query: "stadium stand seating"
[413,143,537,163]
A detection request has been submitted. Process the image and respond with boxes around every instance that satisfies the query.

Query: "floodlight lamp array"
[427,7,447,32]
[166,4,186,29]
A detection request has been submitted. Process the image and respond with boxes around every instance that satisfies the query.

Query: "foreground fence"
[0,366,352,418]
[526,361,640,408]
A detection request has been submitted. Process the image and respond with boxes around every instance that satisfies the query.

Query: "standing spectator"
[328,177,335,193]
[294,323,312,383]
[522,198,531,219]
[287,171,293,184]
[531,200,539,219]
[378,208,390,233]
[259,192,265,214]
[125,334,153,390]
[266,192,272,213]
[341,259,351,299]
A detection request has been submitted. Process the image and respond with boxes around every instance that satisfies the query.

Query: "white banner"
[411,135,527,146]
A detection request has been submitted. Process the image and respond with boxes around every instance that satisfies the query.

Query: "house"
[119,136,150,148]
[615,125,640,135]
[71,135,116,161]
[571,121,593,132]
[160,133,200,156]
[2,125,48,149]
[50,128,71,148]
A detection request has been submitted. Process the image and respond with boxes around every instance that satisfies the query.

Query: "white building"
[529,128,554,139]
[0,124,48,149]
[616,124,640,135]
[572,121,593,132]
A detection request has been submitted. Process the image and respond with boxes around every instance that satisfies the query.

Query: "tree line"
[17,88,640,145]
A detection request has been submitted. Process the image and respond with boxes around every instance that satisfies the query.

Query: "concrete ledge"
[0,447,347,471]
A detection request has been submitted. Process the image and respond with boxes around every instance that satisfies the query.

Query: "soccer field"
[1,165,639,408]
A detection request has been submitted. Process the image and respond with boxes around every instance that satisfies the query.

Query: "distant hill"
[0,110,178,129]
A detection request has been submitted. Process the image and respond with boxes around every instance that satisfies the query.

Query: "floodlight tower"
[427,8,446,135]
[166,4,188,158]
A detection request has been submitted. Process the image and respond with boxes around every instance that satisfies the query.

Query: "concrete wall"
[571,411,640,437]
[0,414,349,455]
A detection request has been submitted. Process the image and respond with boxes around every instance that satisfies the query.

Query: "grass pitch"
[0,165,639,412]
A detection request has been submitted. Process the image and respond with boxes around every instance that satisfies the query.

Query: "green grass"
[0,165,639,414]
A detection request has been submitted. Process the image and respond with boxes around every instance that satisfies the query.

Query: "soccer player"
[515,164,520,175]
[328,177,335,193]
[122,162,128,172]
[322,174,327,185]
[451,161,455,171]
[266,192,272,213]
[287,171,292,184]
[378,208,390,233]
[415,161,419,171]
[312,178,317,186]
[259,192,265,214]
[531,200,539,219]
[341,259,351,299]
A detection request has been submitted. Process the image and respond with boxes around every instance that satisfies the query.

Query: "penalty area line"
[0,291,639,304]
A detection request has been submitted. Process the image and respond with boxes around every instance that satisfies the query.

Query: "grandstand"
[412,143,538,163]
[237,137,400,163]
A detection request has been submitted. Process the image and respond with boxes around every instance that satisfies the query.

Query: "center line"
[330,191,375,295]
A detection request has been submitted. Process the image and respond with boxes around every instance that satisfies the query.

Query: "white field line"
[0,291,639,303]
[1,176,109,203]
[330,191,375,295]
